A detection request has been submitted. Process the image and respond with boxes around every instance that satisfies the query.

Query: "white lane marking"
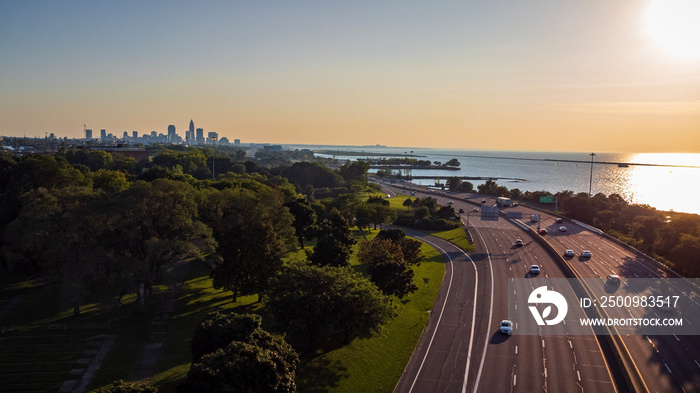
[513,375,517,386]
[673,334,679,342]
[577,370,581,381]
[515,346,518,355]
[694,359,700,369]
[406,237,458,393]
[544,368,547,378]
[471,224,495,393]
[569,340,573,349]
[664,363,672,374]
[542,339,546,348]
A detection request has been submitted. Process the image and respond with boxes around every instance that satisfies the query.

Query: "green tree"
[184,341,298,393]
[91,169,129,193]
[456,181,474,192]
[307,209,356,267]
[90,380,157,393]
[284,199,317,249]
[445,158,460,167]
[267,263,393,347]
[402,198,413,210]
[358,229,424,298]
[477,180,498,195]
[99,180,216,309]
[339,161,370,185]
[205,186,295,301]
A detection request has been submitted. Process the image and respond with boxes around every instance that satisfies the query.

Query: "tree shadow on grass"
[296,356,349,393]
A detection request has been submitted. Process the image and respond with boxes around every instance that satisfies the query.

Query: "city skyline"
[1,1,699,153]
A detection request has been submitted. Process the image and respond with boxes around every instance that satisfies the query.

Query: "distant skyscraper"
[189,119,194,137]
[133,131,138,139]
[196,128,204,145]
[168,125,176,141]
[207,131,218,144]
[234,139,240,145]
[85,129,93,140]
[100,129,106,141]
[123,131,129,139]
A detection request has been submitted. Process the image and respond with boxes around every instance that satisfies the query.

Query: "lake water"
[301,146,700,215]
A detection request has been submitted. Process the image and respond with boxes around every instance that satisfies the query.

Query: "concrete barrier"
[505,216,648,393]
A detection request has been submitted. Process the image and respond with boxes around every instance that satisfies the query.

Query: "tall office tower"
[151,131,157,138]
[234,139,240,145]
[85,129,93,140]
[101,129,107,141]
[196,128,204,145]
[189,119,194,138]
[185,130,191,144]
[167,125,176,141]
[123,131,129,139]
[133,131,138,139]
[207,131,218,144]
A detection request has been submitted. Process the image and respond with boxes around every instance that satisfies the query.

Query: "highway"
[385,182,616,393]
[514,202,700,393]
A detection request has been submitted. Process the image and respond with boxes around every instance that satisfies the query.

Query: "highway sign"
[540,196,553,204]
[480,205,499,221]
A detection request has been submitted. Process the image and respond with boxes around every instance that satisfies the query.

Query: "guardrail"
[507,217,648,393]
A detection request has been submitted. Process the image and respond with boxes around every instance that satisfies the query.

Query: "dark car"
[539,229,548,235]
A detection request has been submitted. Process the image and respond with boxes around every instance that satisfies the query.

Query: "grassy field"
[0,192,463,393]
[0,223,446,393]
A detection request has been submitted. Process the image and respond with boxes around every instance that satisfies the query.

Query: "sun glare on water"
[647,0,700,59]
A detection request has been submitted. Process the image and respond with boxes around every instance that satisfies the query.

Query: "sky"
[1,0,699,152]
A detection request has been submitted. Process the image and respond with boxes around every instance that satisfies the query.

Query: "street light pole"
[588,152,596,197]
[410,150,414,190]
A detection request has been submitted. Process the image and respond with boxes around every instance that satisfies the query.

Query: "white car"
[448,201,453,205]
[606,274,620,285]
[473,207,479,212]
[581,250,592,258]
[530,265,541,275]
[556,218,563,223]
[559,226,567,232]
[564,249,575,257]
[500,320,513,335]
[515,239,524,247]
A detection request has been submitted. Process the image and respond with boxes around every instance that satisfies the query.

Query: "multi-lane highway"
[386,183,616,393]
[517,204,700,393]
[384,178,700,393]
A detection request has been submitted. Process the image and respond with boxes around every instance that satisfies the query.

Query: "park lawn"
[295,241,444,393]
[1,219,445,393]
[429,227,476,252]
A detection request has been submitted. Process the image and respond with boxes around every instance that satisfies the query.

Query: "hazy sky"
[2,0,699,152]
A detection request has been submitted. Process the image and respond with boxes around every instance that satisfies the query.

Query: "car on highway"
[556,217,563,223]
[564,249,575,257]
[515,239,524,247]
[530,265,540,274]
[660,299,673,312]
[606,274,620,285]
[539,229,548,235]
[581,250,592,258]
[473,207,479,212]
[448,201,453,205]
[481,199,486,204]
[559,226,567,232]
[458,208,464,213]
[500,320,513,335]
